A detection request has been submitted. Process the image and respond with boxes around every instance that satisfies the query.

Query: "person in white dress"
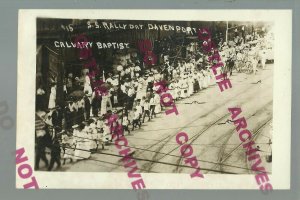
[122,114,131,134]
[83,73,92,96]
[190,59,196,72]
[73,124,90,159]
[80,126,92,159]
[172,68,178,80]
[95,118,104,150]
[197,71,203,90]
[88,122,97,150]
[130,65,135,79]
[185,62,191,74]
[179,64,186,77]
[168,81,178,100]
[248,46,259,75]
[206,68,212,86]
[187,74,194,96]
[154,93,161,114]
[259,48,267,69]
[48,84,56,109]
[179,77,188,98]
[135,77,146,100]
[174,80,181,99]
[131,108,141,131]
[72,125,81,161]
[149,95,156,118]
[134,65,141,73]
[236,49,244,72]
[202,70,208,89]
[140,96,146,113]
[102,119,112,144]
[100,91,112,115]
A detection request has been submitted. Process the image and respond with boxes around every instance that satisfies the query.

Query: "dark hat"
[88,118,95,124]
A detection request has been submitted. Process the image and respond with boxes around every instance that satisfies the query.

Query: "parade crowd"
[35,30,273,171]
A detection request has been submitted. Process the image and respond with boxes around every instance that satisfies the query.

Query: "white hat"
[72,124,79,129]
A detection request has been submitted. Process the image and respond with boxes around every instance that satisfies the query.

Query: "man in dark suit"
[48,127,62,171]
[84,94,91,120]
[91,93,101,117]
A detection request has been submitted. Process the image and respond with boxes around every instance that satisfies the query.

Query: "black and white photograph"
[35,18,274,173]
[17,10,291,189]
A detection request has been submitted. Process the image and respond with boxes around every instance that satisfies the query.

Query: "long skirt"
[74,141,91,159]
[154,104,161,114]
[180,89,188,98]
[169,89,177,100]
[198,79,203,90]
[88,139,97,150]
[100,97,108,115]
[63,145,75,159]
[48,97,56,109]
[202,78,208,88]
[136,88,146,100]
[188,83,194,96]
[102,132,112,143]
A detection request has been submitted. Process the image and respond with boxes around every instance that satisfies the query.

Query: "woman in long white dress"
[72,126,81,161]
[48,85,56,109]
[154,93,161,114]
[205,68,211,86]
[175,80,181,99]
[135,78,146,100]
[197,71,203,90]
[95,118,104,149]
[83,74,93,96]
[89,122,98,150]
[73,126,91,160]
[180,77,189,98]
[209,69,215,86]
[179,64,186,76]
[172,68,178,80]
[202,70,208,89]
[102,119,112,143]
[168,81,177,100]
[100,93,111,116]
[187,75,194,96]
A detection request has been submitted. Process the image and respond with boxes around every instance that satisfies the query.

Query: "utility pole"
[225,21,228,43]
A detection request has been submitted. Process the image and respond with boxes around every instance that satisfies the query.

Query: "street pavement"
[59,64,273,175]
